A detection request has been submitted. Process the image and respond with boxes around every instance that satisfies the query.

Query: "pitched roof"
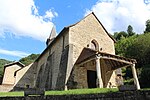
[4,62,25,68]
[36,27,69,61]
[76,47,136,70]
[14,63,33,76]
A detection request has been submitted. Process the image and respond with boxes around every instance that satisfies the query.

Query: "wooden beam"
[101,56,133,65]
[76,57,94,66]
[104,59,112,71]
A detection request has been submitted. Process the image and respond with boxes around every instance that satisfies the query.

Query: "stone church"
[1,12,140,91]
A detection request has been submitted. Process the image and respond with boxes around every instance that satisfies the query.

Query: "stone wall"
[73,65,88,89]
[14,63,33,87]
[68,13,117,88]
[2,65,21,85]
[70,14,115,66]
[14,63,37,90]
[9,28,69,91]
[55,45,69,90]
[101,59,117,88]
[68,59,117,89]
[0,90,150,100]
[33,29,69,90]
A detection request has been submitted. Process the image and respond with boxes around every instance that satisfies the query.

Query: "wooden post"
[95,54,103,88]
[131,64,140,89]
[65,85,68,90]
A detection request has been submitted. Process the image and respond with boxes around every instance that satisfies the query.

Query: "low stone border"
[118,85,137,92]
[24,88,45,96]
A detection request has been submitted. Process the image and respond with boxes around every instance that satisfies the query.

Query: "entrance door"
[87,70,97,88]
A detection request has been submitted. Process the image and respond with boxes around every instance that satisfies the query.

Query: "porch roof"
[75,48,136,71]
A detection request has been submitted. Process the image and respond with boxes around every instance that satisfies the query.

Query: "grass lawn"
[45,88,118,95]
[0,91,24,97]
[0,88,118,97]
[141,88,150,90]
[0,88,150,97]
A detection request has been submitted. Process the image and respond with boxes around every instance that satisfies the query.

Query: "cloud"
[0,49,30,58]
[0,0,58,41]
[86,0,150,34]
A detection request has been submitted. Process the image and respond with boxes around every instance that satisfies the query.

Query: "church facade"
[1,12,140,91]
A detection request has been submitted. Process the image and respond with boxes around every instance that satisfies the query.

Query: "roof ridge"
[4,61,25,67]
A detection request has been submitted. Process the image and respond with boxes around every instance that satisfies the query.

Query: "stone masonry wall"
[68,13,116,88]
[34,30,69,90]
[55,45,69,90]
[14,62,37,90]
[2,65,21,85]
[70,14,115,66]
[49,30,69,90]
[14,63,33,87]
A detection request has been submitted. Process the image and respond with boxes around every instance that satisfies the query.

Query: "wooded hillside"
[0,59,12,77]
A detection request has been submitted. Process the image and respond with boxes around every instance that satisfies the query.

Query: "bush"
[139,67,150,88]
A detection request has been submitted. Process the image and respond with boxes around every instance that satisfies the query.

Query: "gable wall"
[2,65,21,85]
[68,14,116,89]
[14,63,34,88]
[69,14,115,65]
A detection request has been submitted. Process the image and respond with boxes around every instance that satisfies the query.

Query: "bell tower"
[46,26,57,46]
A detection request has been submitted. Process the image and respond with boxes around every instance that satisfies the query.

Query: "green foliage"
[0,59,12,77]
[116,33,150,67]
[124,78,134,85]
[115,33,150,88]
[0,91,24,97]
[45,88,118,95]
[115,35,137,56]
[139,67,150,88]
[19,54,40,66]
[113,31,128,41]
[144,19,150,33]
[114,25,136,41]
[127,25,135,36]
[0,54,39,78]
[127,33,150,67]
[0,88,118,97]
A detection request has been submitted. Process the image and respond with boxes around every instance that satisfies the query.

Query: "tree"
[127,25,135,36]
[127,33,150,66]
[19,54,40,66]
[0,59,12,77]
[144,19,150,33]
[115,33,150,88]
[139,66,150,88]
[115,35,136,56]
[113,31,128,41]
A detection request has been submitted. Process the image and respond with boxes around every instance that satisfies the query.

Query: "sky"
[0,0,150,61]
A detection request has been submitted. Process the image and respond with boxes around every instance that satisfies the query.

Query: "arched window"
[91,39,99,51]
